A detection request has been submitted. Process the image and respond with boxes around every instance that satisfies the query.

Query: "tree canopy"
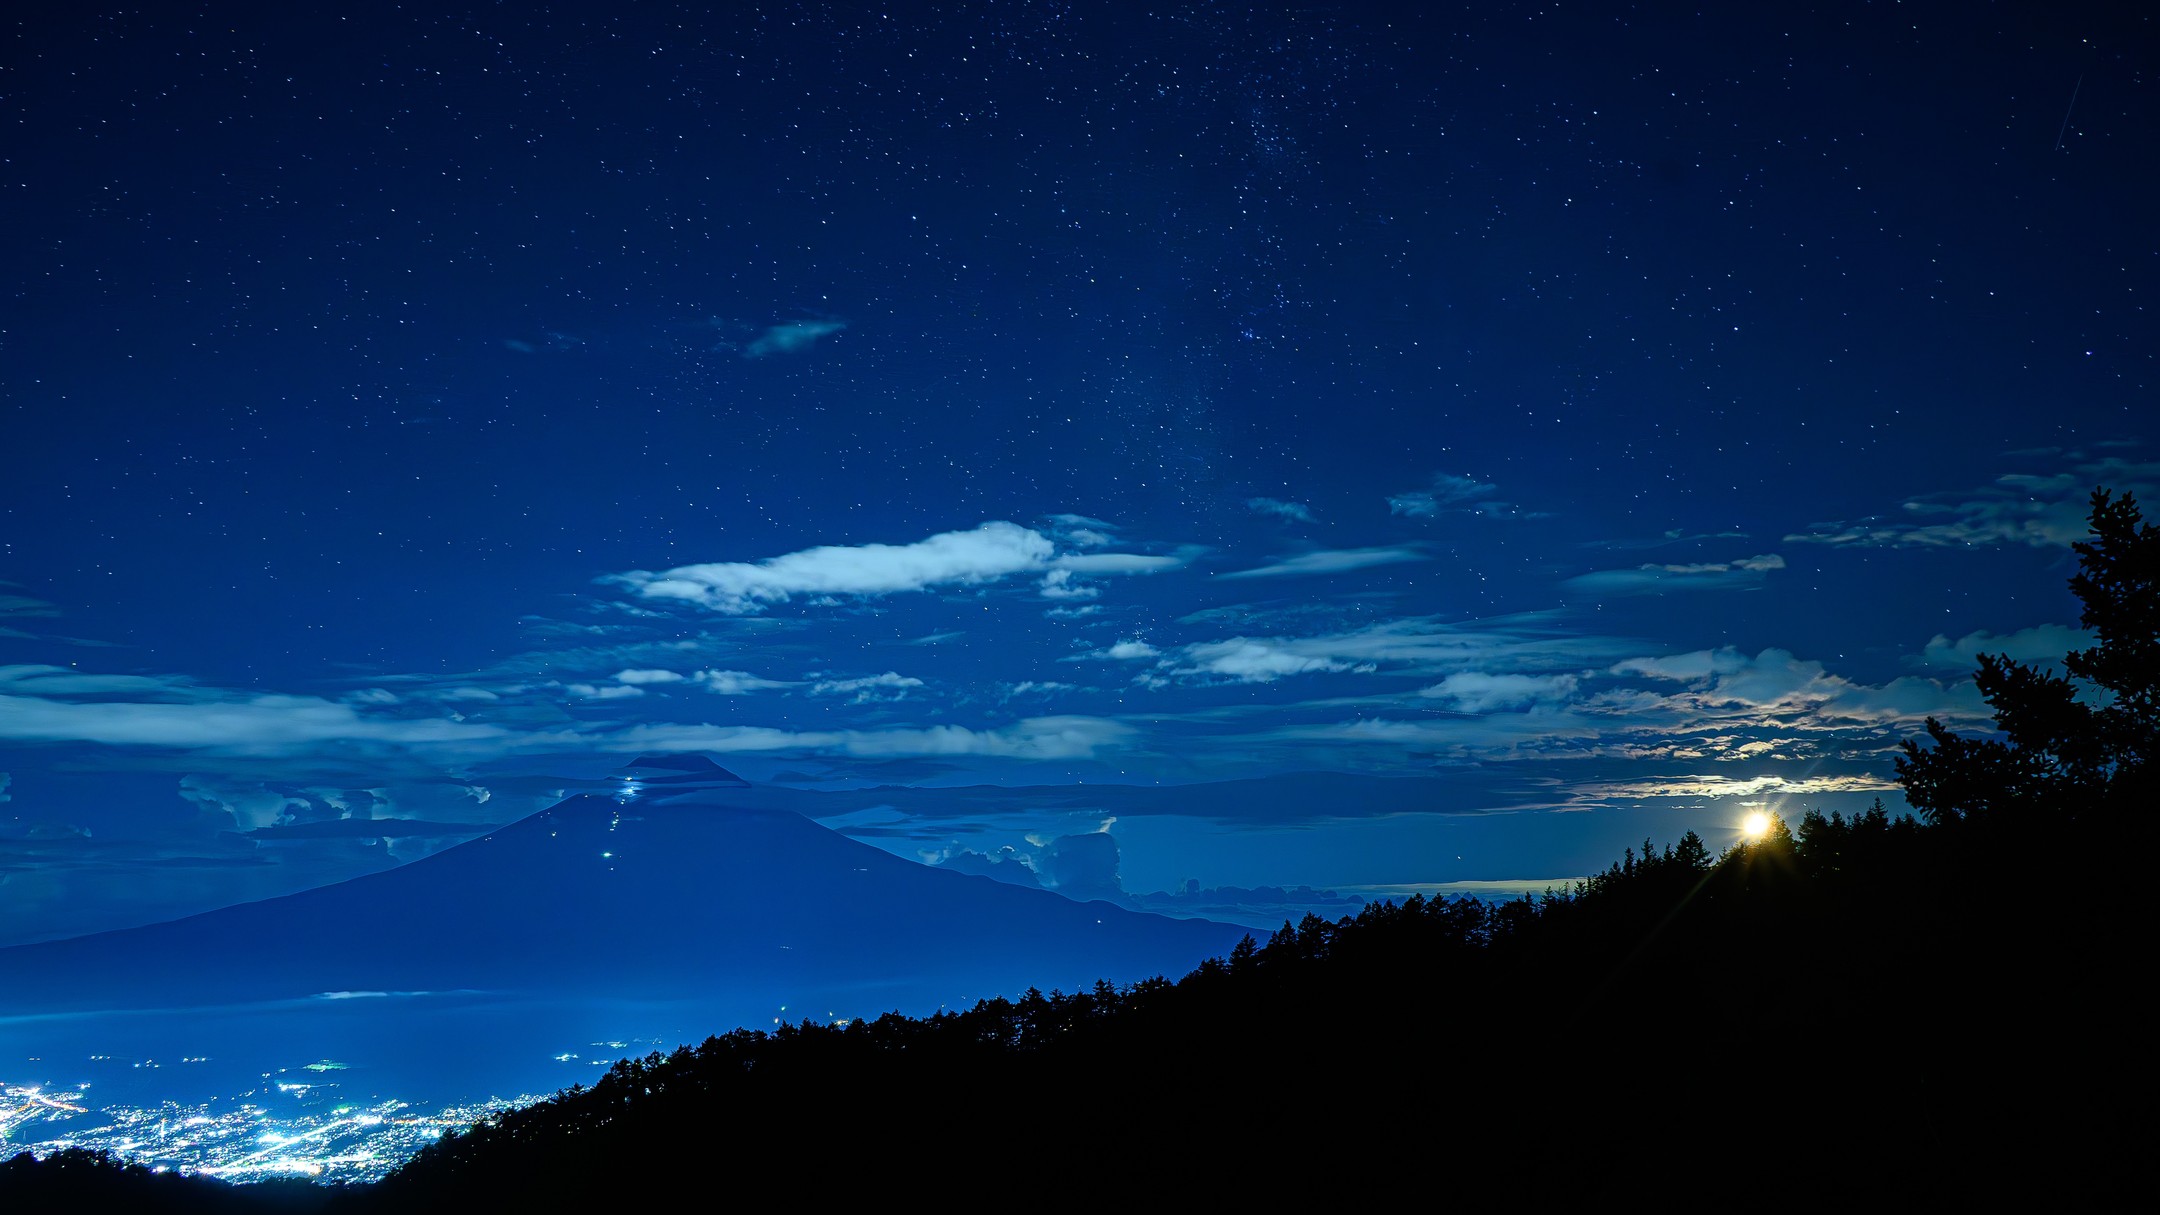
[1897,488,2157,824]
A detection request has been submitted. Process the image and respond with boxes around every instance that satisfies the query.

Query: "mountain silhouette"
[0,785,1244,1096]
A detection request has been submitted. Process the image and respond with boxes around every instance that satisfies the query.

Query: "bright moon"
[1741,812,1772,840]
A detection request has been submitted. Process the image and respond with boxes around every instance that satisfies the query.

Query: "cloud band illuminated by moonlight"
[610,522,1058,613]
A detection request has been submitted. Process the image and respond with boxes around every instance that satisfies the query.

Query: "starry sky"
[2,1,2153,944]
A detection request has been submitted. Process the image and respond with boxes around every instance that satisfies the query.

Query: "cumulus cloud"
[1037,829,1123,901]
[1219,546,1427,580]
[1786,458,2160,549]
[1388,473,1504,518]
[1247,497,1315,523]
[604,715,1132,760]
[1917,624,2093,669]
[934,845,1043,888]
[1562,554,1784,596]
[178,775,315,832]
[743,319,847,358]
[692,669,796,695]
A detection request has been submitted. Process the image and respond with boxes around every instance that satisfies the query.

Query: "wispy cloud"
[1069,639,1160,662]
[1130,615,1637,689]
[1418,672,1579,713]
[809,671,925,702]
[1386,473,1497,518]
[1168,639,1367,682]
[743,319,847,358]
[610,522,1054,612]
[1561,772,1898,803]
[1220,545,1427,580]
[0,686,509,755]
[0,592,60,621]
[1786,457,2159,549]
[609,522,1182,614]
[1916,624,2092,670]
[1246,496,1315,523]
[1562,554,1783,596]
[692,669,797,695]
[604,715,1131,760]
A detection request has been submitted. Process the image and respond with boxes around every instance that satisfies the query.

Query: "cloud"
[0,665,204,699]
[609,522,1185,614]
[614,668,685,685]
[604,715,1133,760]
[1158,615,1635,686]
[1419,672,1580,713]
[1786,458,2160,549]
[1388,473,1504,518]
[1003,681,1075,699]
[1219,546,1428,580]
[0,593,60,620]
[1070,639,1160,662]
[810,671,925,702]
[178,774,311,831]
[1562,554,1784,596]
[1169,639,1364,682]
[1563,773,1898,802]
[1038,569,1099,601]
[1247,497,1315,523]
[0,688,509,755]
[692,669,797,695]
[611,522,1056,612]
[1052,552,1189,575]
[1611,649,1752,682]
[1037,829,1122,901]
[563,683,644,700]
[1917,624,2093,670]
[743,319,847,358]
[934,845,1043,888]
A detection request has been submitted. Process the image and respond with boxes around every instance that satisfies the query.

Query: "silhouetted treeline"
[0,1148,333,1212]
[7,490,2151,1206]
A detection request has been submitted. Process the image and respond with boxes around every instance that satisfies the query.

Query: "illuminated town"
[2,1072,554,1183]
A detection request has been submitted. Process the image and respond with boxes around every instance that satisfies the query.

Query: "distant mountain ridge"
[0,784,1243,1022]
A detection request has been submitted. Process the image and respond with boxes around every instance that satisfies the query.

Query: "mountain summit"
[0,788,1244,1096]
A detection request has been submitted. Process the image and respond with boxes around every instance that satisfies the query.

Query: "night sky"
[3,1,2152,944]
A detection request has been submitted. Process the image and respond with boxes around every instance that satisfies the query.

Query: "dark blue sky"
[2,1,2152,942]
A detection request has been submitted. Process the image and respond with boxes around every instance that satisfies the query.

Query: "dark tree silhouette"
[1898,489,2158,824]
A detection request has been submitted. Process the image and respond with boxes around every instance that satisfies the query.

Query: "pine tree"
[1897,488,2157,824]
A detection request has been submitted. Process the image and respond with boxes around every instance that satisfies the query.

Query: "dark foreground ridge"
[6,489,2151,1205]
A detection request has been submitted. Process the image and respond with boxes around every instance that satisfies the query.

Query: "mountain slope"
[0,793,1244,1017]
